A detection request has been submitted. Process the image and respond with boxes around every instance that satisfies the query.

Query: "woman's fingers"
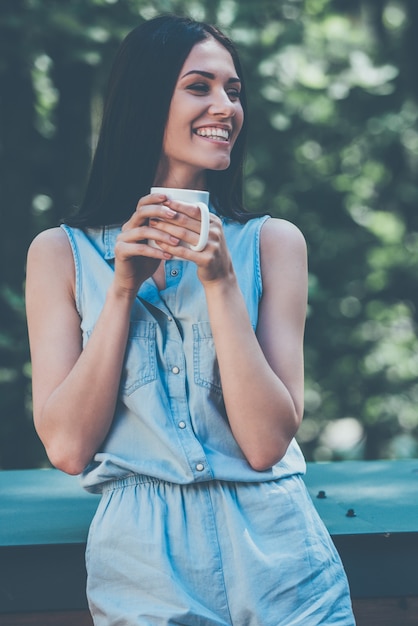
[119,224,180,247]
[155,213,229,276]
[147,199,206,249]
[122,195,176,232]
[118,194,214,260]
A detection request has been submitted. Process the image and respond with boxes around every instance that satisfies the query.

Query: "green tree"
[1,0,417,468]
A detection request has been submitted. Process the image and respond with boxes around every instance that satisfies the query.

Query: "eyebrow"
[181,70,241,83]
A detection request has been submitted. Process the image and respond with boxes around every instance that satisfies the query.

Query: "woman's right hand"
[113,193,180,296]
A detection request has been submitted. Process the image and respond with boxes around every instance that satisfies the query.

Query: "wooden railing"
[1,460,417,626]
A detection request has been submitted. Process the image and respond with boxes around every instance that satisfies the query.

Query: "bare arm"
[151,208,307,470]
[26,195,183,474]
[26,228,135,474]
[201,218,307,470]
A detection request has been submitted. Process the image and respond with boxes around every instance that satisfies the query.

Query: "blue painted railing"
[1,460,417,625]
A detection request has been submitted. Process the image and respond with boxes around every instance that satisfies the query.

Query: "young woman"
[26,15,355,625]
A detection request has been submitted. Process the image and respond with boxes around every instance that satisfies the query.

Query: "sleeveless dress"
[61,217,355,626]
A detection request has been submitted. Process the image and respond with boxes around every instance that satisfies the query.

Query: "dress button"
[172,366,180,374]
[170,269,179,277]
[178,421,186,429]
[196,463,204,472]
[167,316,173,322]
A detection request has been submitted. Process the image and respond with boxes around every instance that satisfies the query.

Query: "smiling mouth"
[194,127,230,142]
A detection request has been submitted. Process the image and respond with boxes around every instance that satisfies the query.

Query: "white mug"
[149,187,210,253]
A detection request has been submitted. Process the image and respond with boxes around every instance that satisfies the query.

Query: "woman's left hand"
[149,198,232,284]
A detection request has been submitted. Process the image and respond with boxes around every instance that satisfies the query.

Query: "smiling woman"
[155,37,244,189]
[25,14,355,626]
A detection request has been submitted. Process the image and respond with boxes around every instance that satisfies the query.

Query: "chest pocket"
[121,321,158,394]
[193,322,222,394]
[85,320,158,396]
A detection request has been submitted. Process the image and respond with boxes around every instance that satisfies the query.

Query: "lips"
[194,126,230,141]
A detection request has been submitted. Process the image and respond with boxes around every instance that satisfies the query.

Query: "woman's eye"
[227,89,241,101]
[187,83,209,94]
[185,83,241,101]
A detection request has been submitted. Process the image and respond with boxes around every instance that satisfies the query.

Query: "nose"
[208,89,236,118]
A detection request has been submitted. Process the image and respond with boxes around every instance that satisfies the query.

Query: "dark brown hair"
[63,14,251,227]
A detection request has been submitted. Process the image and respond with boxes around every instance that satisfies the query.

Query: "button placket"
[160,268,211,481]
[165,261,182,285]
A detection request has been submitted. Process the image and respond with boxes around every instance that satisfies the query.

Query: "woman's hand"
[148,198,233,284]
[114,193,181,296]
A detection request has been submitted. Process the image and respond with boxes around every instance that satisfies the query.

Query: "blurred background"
[1,0,418,469]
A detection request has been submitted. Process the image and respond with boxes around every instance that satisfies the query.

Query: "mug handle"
[190,202,210,252]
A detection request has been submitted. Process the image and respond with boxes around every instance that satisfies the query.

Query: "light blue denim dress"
[62,217,355,626]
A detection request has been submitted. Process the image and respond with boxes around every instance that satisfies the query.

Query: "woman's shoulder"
[28,226,69,253]
[261,216,306,241]
[27,227,74,275]
[260,217,307,257]
[259,217,308,306]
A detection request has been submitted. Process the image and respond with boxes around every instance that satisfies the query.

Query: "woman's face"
[157,36,244,189]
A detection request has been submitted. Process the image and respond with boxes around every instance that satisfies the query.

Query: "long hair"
[63,14,252,228]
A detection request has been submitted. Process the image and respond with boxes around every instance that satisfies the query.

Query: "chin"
[206,157,231,171]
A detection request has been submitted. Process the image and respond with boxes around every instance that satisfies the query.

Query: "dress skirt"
[86,473,356,625]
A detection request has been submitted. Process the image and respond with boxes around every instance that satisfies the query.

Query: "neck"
[154,162,207,190]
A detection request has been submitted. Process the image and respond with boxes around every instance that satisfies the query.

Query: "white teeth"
[195,127,229,141]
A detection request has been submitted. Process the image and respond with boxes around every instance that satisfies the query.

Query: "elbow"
[247,450,286,472]
[48,454,86,476]
[36,424,95,476]
[244,405,302,472]
[248,459,274,473]
[46,444,90,476]
[54,460,85,476]
[245,442,289,472]
[245,425,300,472]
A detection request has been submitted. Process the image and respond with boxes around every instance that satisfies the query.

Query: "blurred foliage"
[1,0,417,468]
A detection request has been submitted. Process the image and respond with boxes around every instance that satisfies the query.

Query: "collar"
[102,225,122,261]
